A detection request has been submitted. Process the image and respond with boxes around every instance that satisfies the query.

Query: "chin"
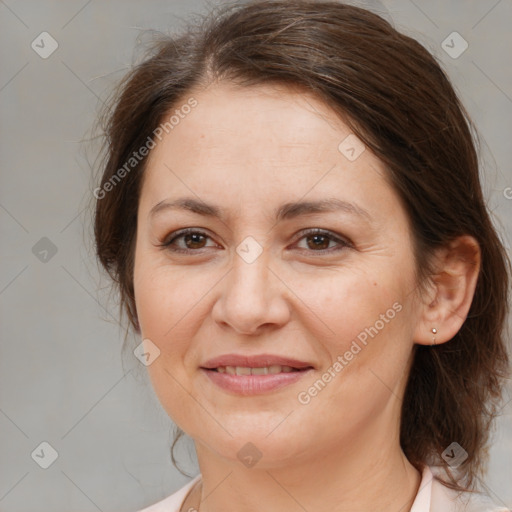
[191,420,313,469]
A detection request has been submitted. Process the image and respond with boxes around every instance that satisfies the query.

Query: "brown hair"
[94,0,510,491]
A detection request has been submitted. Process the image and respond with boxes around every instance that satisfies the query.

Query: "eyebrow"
[149,196,372,223]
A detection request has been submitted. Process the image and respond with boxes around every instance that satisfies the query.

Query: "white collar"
[410,465,434,512]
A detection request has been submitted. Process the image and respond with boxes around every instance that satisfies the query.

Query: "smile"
[213,365,303,375]
[201,365,313,395]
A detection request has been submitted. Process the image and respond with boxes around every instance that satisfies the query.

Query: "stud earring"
[431,328,437,346]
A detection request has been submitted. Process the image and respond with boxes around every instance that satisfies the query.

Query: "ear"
[413,235,481,346]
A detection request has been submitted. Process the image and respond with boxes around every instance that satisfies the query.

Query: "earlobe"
[413,235,481,346]
[431,327,437,346]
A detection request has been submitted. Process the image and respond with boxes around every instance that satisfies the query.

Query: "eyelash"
[160,227,352,255]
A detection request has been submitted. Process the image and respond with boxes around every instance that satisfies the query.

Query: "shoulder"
[429,466,510,512]
[136,475,201,512]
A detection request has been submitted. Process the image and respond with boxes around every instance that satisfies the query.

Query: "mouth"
[200,354,314,395]
[206,365,311,375]
[201,353,314,371]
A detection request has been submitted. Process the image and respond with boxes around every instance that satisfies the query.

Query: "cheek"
[296,264,418,414]
[134,262,204,351]
[295,264,412,352]
[134,249,416,359]
[315,271,416,400]
[133,259,208,427]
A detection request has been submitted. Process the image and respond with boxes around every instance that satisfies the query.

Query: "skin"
[133,82,481,512]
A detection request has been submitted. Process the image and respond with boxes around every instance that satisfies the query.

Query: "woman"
[93,1,511,511]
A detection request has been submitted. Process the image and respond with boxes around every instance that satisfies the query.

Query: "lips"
[200,354,314,371]
[200,354,314,395]
[216,365,299,375]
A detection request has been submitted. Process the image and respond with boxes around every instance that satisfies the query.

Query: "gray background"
[0,1,511,511]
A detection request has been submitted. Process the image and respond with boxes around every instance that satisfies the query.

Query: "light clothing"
[137,465,509,512]
[138,475,200,512]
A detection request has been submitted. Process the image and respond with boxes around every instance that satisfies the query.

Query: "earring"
[431,328,437,346]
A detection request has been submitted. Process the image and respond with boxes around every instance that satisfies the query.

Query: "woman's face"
[133,82,424,468]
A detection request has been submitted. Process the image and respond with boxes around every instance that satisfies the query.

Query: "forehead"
[140,82,399,224]
[166,82,350,156]
[144,82,361,175]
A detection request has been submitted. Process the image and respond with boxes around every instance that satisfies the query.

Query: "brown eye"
[182,233,207,249]
[162,229,217,253]
[306,234,331,250]
[295,228,351,253]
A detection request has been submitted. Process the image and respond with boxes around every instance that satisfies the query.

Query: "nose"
[211,250,291,336]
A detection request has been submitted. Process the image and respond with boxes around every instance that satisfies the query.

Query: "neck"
[189,420,421,512]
